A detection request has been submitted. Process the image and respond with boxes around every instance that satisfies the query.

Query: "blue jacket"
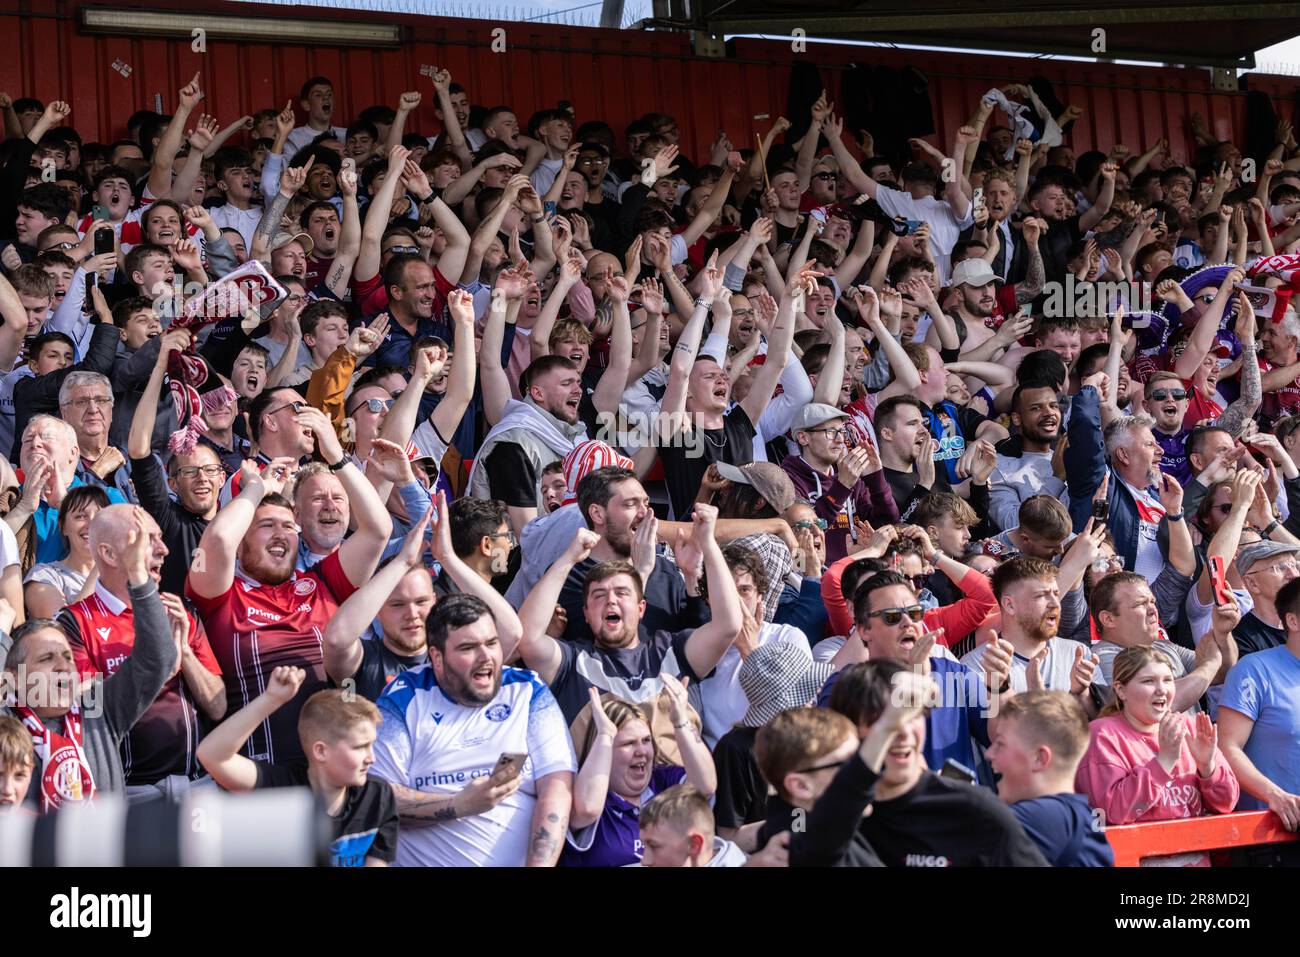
[1064,385,1169,573]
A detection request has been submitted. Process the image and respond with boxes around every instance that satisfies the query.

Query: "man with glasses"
[822,571,1012,786]
[1144,371,1195,485]
[127,330,223,592]
[58,372,133,503]
[435,497,514,599]
[218,386,317,506]
[781,402,898,563]
[1235,541,1300,656]
[188,408,393,765]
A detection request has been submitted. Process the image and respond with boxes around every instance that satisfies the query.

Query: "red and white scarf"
[14,704,96,813]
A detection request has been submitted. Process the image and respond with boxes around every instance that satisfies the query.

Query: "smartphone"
[939,758,977,786]
[1091,499,1109,522]
[91,203,109,223]
[1208,554,1234,606]
[93,227,114,256]
[904,219,924,235]
[972,186,984,208]
[489,752,528,786]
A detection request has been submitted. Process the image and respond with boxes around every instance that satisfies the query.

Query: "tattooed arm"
[526,771,574,867]
[250,159,311,263]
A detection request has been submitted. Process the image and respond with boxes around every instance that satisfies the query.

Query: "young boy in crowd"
[987,690,1114,866]
[197,665,398,867]
[0,715,35,811]
[638,783,747,868]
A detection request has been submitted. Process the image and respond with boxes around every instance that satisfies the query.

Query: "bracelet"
[673,721,693,731]
[1165,511,1184,522]
[1264,518,1280,537]
[529,213,545,223]
[695,297,713,308]
[416,192,435,206]
[327,457,349,472]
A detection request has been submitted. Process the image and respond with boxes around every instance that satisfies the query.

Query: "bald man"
[60,504,226,803]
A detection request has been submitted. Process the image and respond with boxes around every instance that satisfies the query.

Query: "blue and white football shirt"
[371,664,577,867]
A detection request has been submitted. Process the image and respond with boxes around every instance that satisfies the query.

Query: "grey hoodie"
[1,580,178,810]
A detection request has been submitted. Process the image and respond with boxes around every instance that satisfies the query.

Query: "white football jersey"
[371,664,576,867]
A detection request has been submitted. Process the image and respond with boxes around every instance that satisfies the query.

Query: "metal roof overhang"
[646,1,1300,69]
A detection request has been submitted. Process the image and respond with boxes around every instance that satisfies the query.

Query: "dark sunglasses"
[794,758,845,774]
[1149,388,1188,401]
[813,172,836,182]
[865,604,925,626]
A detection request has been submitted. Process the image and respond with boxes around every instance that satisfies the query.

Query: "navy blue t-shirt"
[1010,793,1114,867]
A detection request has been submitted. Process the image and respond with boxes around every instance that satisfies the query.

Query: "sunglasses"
[794,758,845,774]
[794,518,828,531]
[865,604,925,626]
[386,245,420,256]
[813,172,836,182]
[270,400,305,416]
[351,398,394,415]
[1148,388,1188,401]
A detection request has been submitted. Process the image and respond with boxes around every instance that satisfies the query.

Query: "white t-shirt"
[370,664,576,867]
[209,204,263,250]
[0,520,18,571]
[960,635,1081,694]
[1120,478,1167,584]
[871,185,974,284]
[284,124,347,158]
[699,622,806,749]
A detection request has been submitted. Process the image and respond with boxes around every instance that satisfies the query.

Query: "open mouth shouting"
[470,661,495,690]
[266,538,291,561]
[323,225,337,243]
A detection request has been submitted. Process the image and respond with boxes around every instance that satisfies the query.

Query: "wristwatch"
[1264,518,1281,538]
[326,457,349,472]
[415,192,435,206]
[1166,511,1185,522]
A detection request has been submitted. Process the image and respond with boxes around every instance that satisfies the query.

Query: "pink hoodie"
[1075,714,1240,827]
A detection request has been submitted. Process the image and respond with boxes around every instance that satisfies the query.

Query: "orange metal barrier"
[1106,810,1297,867]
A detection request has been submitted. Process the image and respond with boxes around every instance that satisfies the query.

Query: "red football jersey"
[186,550,357,764]
[61,584,221,784]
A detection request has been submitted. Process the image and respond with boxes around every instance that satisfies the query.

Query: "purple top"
[560,764,687,867]
[1153,427,1192,487]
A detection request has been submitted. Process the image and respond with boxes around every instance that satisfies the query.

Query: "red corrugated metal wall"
[1,0,1297,162]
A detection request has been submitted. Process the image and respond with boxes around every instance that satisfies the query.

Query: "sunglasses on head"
[865,604,925,626]
[1149,388,1188,402]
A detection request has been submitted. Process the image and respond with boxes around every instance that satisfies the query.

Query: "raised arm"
[0,269,32,373]
[197,665,305,791]
[189,459,295,599]
[463,175,523,286]
[1173,265,1241,380]
[430,289,478,437]
[429,69,473,168]
[530,254,581,363]
[594,270,634,416]
[251,157,312,264]
[481,265,526,425]
[813,310,846,406]
[794,92,831,194]
[321,162,362,298]
[681,504,741,677]
[299,407,393,585]
[517,530,598,685]
[384,91,422,158]
[1078,163,1117,234]
[739,266,801,423]
[129,328,190,460]
[679,160,741,249]
[354,146,411,283]
[148,73,202,200]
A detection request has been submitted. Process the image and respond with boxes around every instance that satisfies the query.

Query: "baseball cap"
[738,641,834,727]
[1235,540,1300,576]
[790,403,849,433]
[712,461,796,513]
[270,230,314,257]
[950,258,999,288]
